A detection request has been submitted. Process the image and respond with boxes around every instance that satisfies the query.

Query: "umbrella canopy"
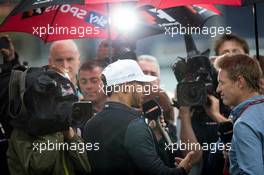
[0,3,219,42]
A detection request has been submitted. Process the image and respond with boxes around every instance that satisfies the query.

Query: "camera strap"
[8,68,29,119]
[233,98,264,123]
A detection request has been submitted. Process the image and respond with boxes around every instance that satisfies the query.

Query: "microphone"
[142,99,172,145]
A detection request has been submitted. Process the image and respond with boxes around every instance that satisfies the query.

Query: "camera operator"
[207,34,250,122]
[138,56,201,171]
[172,54,221,175]
[198,34,250,175]
[0,35,24,175]
[49,40,81,88]
[6,39,90,175]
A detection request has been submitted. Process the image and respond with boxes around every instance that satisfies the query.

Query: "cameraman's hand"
[204,95,219,117]
[63,127,76,140]
[0,35,15,62]
[176,151,194,172]
[204,95,227,122]
[49,64,73,82]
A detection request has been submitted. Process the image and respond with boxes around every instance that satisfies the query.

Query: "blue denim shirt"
[229,95,264,175]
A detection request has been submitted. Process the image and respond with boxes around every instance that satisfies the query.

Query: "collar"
[104,101,142,116]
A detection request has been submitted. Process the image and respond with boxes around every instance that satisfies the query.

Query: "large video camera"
[9,66,92,136]
[172,34,217,106]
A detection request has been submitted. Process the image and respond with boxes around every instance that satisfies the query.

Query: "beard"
[131,92,143,109]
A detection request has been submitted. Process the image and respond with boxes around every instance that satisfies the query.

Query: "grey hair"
[138,55,160,76]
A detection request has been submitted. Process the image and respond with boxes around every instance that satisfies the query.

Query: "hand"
[204,95,227,122]
[148,116,166,141]
[0,35,15,62]
[204,95,220,117]
[148,116,166,129]
[176,151,194,172]
[63,127,75,140]
[49,64,72,81]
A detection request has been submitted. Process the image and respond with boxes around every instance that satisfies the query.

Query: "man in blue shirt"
[214,54,264,175]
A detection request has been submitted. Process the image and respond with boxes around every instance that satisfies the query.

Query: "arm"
[179,106,202,165]
[124,118,191,175]
[230,121,264,175]
[0,36,24,137]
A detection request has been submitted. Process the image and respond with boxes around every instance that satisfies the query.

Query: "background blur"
[1,0,264,93]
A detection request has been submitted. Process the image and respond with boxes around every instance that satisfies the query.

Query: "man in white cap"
[83,59,194,175]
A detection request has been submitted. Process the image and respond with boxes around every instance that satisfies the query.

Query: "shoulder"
[237,102,264,127]
[126,117,152,141]
[127,117,148,132]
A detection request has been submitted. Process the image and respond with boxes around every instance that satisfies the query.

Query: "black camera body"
[172,55,217,106]
[9,67,93,136]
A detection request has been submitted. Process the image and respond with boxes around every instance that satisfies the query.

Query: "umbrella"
[0,1,219,63]
[0,2,219,42]
[141,0,264,58]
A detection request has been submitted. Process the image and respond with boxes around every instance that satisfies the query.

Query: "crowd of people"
[0,33,264,175]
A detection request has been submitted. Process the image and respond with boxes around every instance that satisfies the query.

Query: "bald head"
[49,40,80,60]
[49,40,80,84]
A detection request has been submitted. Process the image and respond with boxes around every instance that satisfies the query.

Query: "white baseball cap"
[102,59,157,86]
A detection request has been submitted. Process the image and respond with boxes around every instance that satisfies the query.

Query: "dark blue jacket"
[83,101,187,175]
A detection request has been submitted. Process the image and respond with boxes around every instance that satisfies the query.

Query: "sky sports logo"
[22,4,108,29]
[86,11,108,29]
